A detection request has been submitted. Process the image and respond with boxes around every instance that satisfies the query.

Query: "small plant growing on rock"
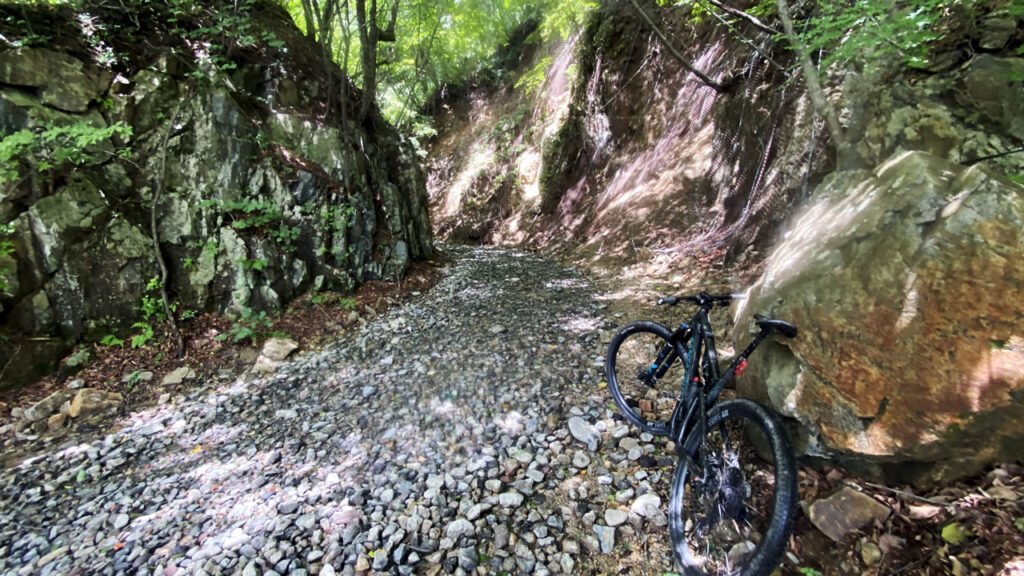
[216,306,273,343]
[0,121,132,185]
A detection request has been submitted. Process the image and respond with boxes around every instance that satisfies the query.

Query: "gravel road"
[0,245,677,576]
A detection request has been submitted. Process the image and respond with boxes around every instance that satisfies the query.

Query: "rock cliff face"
[0,2,432,389]
[427,0,1024,485]
[735,152,1024,487]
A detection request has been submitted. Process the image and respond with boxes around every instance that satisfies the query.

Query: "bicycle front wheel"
[669,398,797,576]
[605,321,687,436]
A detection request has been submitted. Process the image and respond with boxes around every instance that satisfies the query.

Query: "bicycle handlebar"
[657,292,745,308]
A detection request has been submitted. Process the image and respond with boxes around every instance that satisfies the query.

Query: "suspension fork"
[644,323,689,380]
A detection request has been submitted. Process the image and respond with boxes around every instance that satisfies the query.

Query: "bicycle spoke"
[672,403,792,576]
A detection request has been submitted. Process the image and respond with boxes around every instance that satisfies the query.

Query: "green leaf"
[941,522,969,546]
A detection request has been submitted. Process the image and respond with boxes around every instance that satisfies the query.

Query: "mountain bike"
[605,292,798,576]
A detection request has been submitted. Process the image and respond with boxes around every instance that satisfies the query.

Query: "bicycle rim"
[606,322,686,435]
[669,399,796,576]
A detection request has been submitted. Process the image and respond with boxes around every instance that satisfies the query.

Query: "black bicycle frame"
[663,307,773,458]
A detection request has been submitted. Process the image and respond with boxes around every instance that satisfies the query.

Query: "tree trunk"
[776,0,852,166]
[355,0,377,121]
[355,0,400,122]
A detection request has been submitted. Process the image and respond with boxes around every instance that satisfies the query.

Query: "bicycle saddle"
[754,314,798,338]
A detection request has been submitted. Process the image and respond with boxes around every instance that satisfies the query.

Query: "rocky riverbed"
[0,245,679,576]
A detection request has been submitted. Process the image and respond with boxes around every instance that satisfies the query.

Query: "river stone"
[592,525,615,554]
[69,389,123,418]
[630,493,662,517]
[162,366,196,385]
[604,509,628,527]
[808,487,891,542]
[22,390,72,422]
[567,416,600,451]
[445,518,475,540]
[498,491,524,508]
[735,151,1024,487]
[261,337,299,361]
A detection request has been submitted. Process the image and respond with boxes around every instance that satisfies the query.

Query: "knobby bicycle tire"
[668,398,797,576]
[605,321,687,436]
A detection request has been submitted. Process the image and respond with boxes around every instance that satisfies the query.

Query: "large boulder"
[734,151,1024,487]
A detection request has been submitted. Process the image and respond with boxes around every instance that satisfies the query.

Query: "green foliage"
[237,257,268,271]
[0,121,132,184]
[515,57,552,96]
[312,291,357,310]
[797,569,823,576]
[667,0,976,73]
[0,223,15,295]
[794,0,969,71]
[216,306,273,343]
[130,321,155,348]
[139,276,172,322]
[204,198,300,248]
[272,222,301,248]
[100,334,125,347]
[321,203,355,246]
[536,0,596,42]
[280,0,593,127]
[171,0,286,79]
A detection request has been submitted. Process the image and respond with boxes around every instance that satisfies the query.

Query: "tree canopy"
[279,0,595,134]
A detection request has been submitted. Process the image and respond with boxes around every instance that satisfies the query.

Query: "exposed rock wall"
[427,2,828,265]
[0,2,432,389]
[734,152,1024,487]
[428,2,1024,266]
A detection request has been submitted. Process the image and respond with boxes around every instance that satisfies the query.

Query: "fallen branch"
[849,480,950,506]
[627,0,731,92]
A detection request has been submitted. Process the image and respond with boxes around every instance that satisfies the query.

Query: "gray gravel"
[0,245,676,575]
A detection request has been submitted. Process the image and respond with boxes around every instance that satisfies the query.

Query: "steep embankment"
[427,1,1024,485]
[427,2,827,273]
[0,1,432,388]
[427,2,1024,273]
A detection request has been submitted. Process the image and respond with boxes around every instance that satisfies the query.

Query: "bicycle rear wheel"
[669,399,797,576]
[605,321,687,436]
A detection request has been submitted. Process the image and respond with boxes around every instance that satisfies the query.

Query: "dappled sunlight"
[516,147,543,205]
[966,336,1024,412]
[545,278,589,290]
[560,314,603,335]
[758,179,880,289]
[542,36,580,120]
[442,143,498,217]
[495,410,525,435]
[430,397,459,419]
[1000,558,1024,574]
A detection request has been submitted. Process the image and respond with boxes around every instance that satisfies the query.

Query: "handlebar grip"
[657,296,681,306]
